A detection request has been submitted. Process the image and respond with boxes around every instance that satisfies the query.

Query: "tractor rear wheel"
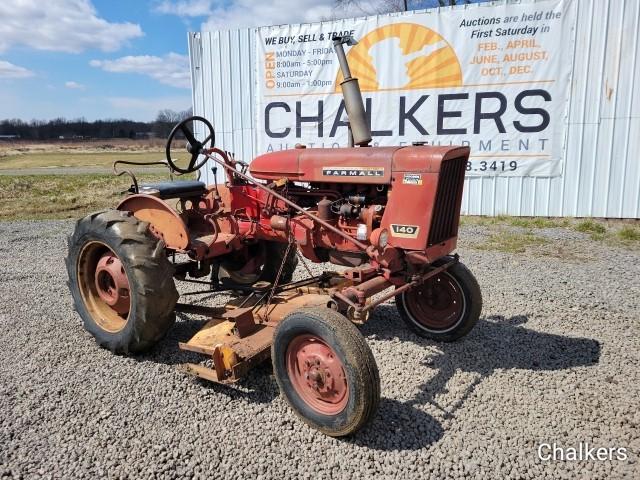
[66,210,179,354]
[396,257,482,342]
[271,307,380,437]
[216,240,298,287]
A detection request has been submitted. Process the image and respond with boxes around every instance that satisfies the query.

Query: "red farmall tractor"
[67,36,482,436]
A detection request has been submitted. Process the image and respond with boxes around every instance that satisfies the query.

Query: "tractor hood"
[249,145,470,184]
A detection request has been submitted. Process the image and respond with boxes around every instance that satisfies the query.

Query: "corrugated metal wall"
[189,0,640,218]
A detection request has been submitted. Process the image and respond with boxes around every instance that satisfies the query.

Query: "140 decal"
[390,224,420,239]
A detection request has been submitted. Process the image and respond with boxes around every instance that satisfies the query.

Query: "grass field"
[0,151,167,170]
[0,174,176,220]
[461,215,640,251]
[0,139,165,170]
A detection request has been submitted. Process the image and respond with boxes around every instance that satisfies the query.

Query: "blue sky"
[0,0,463,122]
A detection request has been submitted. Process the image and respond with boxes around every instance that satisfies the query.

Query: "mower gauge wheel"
[165,116,215,174]
[272,307,380,437]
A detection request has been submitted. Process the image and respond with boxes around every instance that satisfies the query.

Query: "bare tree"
[0,118,156,140]
[335,0,475,14]
[334,0,398,16]
[153,108,193,138]
[155,109,183,125]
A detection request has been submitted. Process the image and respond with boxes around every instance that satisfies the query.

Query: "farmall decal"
[322,167,384,177]
[391,224,420,239]
[256,0,577,177]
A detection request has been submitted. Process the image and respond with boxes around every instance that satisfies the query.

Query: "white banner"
[255,0,576,176]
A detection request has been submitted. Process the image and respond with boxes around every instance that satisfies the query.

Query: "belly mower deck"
[176,273,355,384]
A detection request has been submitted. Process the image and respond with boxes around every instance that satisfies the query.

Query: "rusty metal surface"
[179,363,224,383]
[285,333,349,415]
[77,241,130,334]
[180,319,234,356]
[360,256,458,314]
[256,292,333,324]
[342,275,392,306]
[391,146,469,173]
[250,147,400,184]
[177,251,457,385]
[250,145,469,183]
[223,307,257,338]
[178,286,341,383]
[203,148,370,252]
[117,195,190,250]
[94,251,130,315]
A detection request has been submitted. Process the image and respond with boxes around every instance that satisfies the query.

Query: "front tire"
[396,257,482,342]
[271,308,380,437]
[66,210,179,354]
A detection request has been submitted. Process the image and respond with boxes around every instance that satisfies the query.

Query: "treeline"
[0,108,192,140]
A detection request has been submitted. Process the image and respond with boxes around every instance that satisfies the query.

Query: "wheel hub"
[405,272,464,331]
[286,335,348,415]
[94,252,130,315]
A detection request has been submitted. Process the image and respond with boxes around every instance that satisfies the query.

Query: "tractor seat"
[137,180,206,199]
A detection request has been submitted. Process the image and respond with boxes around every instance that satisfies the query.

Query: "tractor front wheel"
[396,257,482,342]
[66,210,179,354]
[271,307,380,436]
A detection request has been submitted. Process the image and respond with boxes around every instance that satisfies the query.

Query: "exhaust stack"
[333,36,372,147]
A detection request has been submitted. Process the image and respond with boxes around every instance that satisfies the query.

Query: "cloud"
[107,96,192,120]
[65,81,86,90]
[155,0,391,30]
[0,1,143,53]
[0,60,35,79]
[153,0,214,17]
[90,53,191,89]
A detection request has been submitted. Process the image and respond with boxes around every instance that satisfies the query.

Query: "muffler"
[333,36,372,147]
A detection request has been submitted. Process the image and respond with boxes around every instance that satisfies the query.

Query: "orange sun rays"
[335,23,463,92]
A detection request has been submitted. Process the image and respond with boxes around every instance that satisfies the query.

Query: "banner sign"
[256,0,576,176]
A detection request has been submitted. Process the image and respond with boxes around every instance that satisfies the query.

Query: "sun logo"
[335,23,463,92]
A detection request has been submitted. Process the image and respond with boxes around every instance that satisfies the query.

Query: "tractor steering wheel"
[165,116,215,174]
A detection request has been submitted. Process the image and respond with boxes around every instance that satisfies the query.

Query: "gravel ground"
[1,220,638,479]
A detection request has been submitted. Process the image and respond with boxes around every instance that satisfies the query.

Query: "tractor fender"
[117,194,189,250]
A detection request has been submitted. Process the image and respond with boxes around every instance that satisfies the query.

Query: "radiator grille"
[428,157,467,246]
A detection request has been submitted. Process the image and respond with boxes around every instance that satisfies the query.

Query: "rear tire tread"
[66,209,178,354]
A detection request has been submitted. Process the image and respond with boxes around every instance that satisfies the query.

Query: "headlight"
[369,228,389,248]
[379,229,389,247]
